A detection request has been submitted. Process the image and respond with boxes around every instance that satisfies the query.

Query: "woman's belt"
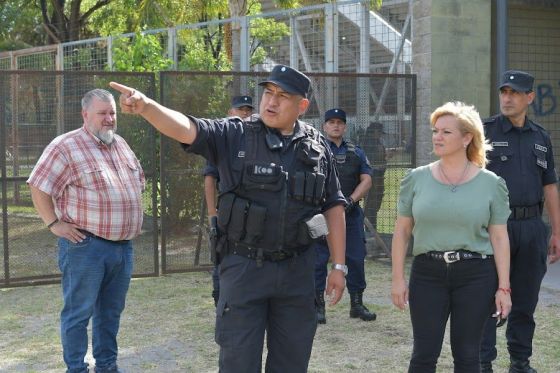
[420,250,493,264]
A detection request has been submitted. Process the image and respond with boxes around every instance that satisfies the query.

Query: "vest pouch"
[243,203,267,245]
[313,173,325,205]
[217,193,236,230]
[304,172,316,204]
[296,213,329,245]
[292,171,306,201]
[243,162,285,192]
[227,197,250,242]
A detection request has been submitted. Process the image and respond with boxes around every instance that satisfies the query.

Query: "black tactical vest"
[217,119,328,252]
[334,141,362,198]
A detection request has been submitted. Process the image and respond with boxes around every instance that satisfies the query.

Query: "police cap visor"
[259,65,311,97]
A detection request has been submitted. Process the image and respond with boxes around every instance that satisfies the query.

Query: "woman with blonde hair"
[391,101,512,372]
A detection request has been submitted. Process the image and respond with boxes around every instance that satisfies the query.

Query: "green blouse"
[397,164,511,256]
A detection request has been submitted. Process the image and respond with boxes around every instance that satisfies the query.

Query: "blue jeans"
[408,255,497,373]
[58,236,133,373]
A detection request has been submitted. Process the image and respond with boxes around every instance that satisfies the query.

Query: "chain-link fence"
[0,71,158,287]
[508,4,560,171]
[0,69,414,286]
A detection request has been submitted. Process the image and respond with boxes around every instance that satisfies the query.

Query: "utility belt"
[509,204,541,220]
[79,229,130,245]
[420,250,492,264]
[227,242,307,267]
[211,192,328,265]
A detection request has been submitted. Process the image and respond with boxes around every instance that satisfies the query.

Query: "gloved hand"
[345,197,357,212]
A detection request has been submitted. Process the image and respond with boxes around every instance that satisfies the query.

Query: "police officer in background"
[314,109,376,324]
[362,121,387,231]
[109,65,347,373]
[204,95,254,306]
[480,70,560,373]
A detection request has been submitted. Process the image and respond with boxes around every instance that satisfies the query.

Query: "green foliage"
[111,32,174,72]
[177,30,232,71]
[249,17,290,66]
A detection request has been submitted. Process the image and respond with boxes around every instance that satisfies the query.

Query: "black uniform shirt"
[183,115,346,211]
[484,114,557,207]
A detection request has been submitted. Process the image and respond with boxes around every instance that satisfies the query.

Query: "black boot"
[509,357,537,373]
[315,291,326,324]
[480,362,493,373]
[349,292,376,321]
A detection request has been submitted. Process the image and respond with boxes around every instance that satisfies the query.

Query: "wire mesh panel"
[0,0,413,76]
[15,50,57,70]
[0,57,10,70]
[62,39,110,71]
[509,3,560,170]
[159,70,415,272]
[0,71,158,287]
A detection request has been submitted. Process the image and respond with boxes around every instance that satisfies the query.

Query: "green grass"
[1,259,559,372]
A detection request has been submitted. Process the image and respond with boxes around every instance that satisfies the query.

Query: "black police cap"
[259,65,311,97]
[499,70,534,92]
[231,95,253,108]
[324,108,346,123]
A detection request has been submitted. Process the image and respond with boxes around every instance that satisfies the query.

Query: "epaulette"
[482,116,498,125]
[529,119,546,131]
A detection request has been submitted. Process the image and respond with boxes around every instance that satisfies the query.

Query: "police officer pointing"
[314,109,376,324]
[480,70,560,373]
[109,65,347,373]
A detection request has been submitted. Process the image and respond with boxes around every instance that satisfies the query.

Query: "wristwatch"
[331,263,348,276]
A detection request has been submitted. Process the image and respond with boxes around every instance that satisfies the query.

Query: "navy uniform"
[205,95,254,306]
[362,121,387,230]
[480,71,558,373]
[314,109,376,324]
[204,161,221,305]
[185,69,345,372]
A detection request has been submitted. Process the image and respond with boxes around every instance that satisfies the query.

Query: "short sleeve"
[27,142,71,199]
[542,133,558,186]
[489,177,511,225]
[355,146,373,176]
[397,169,415,217]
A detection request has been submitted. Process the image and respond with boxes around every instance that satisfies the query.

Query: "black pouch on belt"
[244,203,267,245]
[227,197,249,241]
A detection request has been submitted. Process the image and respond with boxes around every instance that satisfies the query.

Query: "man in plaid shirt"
[27,89,145,373]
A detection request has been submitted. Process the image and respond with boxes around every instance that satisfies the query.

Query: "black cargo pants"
[215,247,317,373]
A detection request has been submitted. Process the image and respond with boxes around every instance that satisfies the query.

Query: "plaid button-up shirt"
[28,127,145,241]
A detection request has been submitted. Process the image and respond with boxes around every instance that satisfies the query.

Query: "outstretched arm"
[109,81,197,144]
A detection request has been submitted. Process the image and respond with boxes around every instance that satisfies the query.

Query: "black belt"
[421,250,492,264]
[229,242,301,263]
[509,205,541,220]
[79,230,130,245]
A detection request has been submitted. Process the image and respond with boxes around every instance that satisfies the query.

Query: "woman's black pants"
[408,254,498,373]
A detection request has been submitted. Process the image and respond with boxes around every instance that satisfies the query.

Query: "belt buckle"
[443,251,460,264]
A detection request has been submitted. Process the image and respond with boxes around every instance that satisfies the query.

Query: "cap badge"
[281,67,286,72]
[509,75,514,80]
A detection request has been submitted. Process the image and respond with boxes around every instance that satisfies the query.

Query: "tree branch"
[80,0,113,23]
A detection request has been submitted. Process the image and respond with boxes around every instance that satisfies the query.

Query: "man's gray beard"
[97,130,115,145]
